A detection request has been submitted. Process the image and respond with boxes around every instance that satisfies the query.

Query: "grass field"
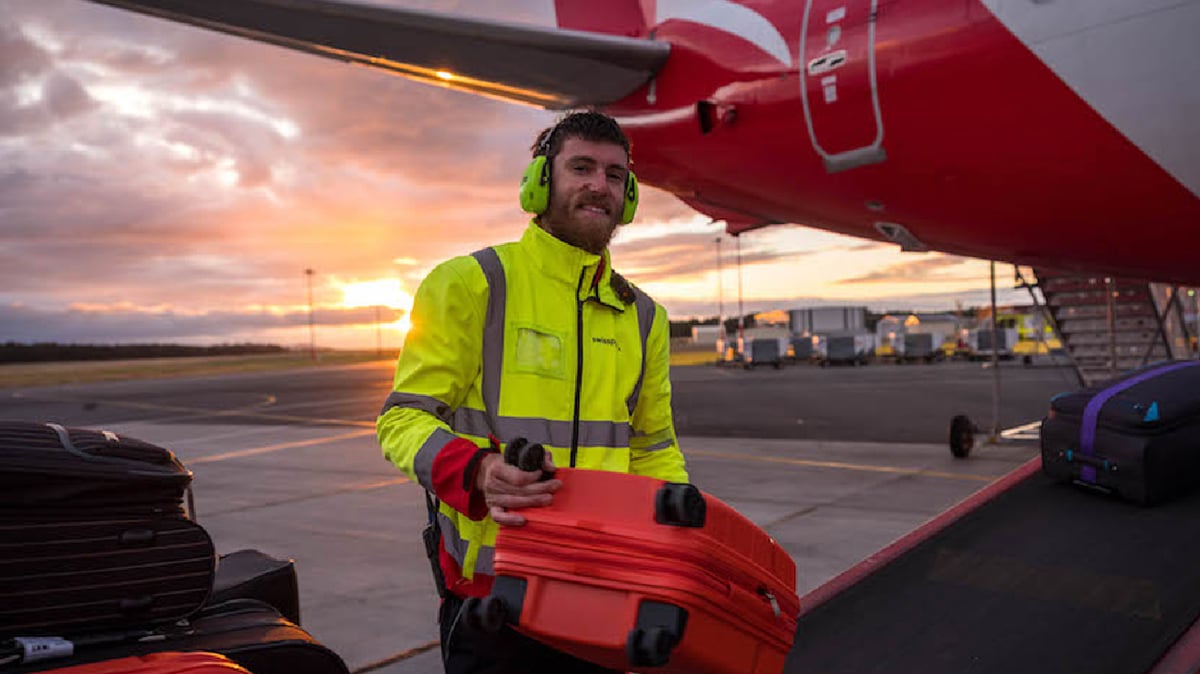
[0,347,717,390]
[0,351,391,389]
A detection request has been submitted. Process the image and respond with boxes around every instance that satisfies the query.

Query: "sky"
[2,0,1027,351]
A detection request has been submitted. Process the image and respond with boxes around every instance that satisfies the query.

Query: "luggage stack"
[0,421,348,674]
[466,463,800,674]
[1041,360,1200,504]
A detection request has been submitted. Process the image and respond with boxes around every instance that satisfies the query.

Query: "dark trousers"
[438,593,621,674]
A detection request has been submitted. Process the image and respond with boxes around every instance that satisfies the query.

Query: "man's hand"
[476,451,560,526]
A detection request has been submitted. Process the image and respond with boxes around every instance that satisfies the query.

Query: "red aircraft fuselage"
[576,0,1200,286]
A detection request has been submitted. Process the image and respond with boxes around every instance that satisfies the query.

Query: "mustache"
[573,194,612,212]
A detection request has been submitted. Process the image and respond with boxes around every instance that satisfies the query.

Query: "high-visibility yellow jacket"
[377,222,687,597]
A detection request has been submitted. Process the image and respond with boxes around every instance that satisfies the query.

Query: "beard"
[541,189,619,254]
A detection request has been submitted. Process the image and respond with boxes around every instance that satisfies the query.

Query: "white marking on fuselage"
[656,0,793,67]
[977,0,1200,199]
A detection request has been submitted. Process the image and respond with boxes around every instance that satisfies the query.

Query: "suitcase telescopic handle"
[1061,449,1117,472]
[503,438,556,481]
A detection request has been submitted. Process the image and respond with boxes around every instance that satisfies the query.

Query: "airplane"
[86,0,1200,289]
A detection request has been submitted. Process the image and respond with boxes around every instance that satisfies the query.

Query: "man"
[377,111,687,673]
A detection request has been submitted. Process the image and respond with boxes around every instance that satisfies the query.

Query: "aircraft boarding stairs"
[1025,269,1197,386]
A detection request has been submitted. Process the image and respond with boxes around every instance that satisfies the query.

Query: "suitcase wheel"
[655,483,707,528]
[626,627,674,668]
[463,595,509,633]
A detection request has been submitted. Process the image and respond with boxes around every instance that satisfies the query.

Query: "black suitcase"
[0,421,215,637]
[0,515,216,637]
[0,421,192,516]
[1041,360,1200,504]
[6,600,349,674]
[209,550,301,625]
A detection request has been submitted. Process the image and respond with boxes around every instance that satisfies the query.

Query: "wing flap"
[88,0,670,109]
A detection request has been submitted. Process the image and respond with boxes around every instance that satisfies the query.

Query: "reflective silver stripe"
[475,545,495,576]
[379,391,453,423]
[437,512,496,576]
[413,427,458,491]
[438,511,470,566]
[634,438,675,452]
[452,407,630,448]
[472,247,506,437]
[626,289,657,416]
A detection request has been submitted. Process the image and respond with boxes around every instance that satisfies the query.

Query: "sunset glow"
[337,279,413,311]
[2,0,1029,352]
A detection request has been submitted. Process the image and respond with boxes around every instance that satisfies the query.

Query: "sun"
[337,279,413,310]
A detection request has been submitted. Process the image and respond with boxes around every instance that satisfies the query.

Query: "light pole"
[736,233,745,354]
[375,304,383,357]
[715,236,724,345]
[305,268,316,362]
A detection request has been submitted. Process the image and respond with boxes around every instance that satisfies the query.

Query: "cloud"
[836,254,983,284]
[656,286,1030,320]
[612,227,815,284]
[1,0,567,323]
[0,302,405,344]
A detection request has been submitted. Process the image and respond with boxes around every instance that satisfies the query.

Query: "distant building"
[691,324,723,347]
[788,306,868,336]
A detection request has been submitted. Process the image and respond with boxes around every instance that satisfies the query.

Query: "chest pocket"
[512,324,567,379]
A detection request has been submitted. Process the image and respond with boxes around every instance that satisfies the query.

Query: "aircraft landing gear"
[949,414,975,459]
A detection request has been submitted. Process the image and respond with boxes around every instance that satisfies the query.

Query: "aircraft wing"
[87,0,670,109]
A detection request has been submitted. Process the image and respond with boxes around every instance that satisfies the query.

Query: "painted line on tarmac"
[190,428,378,464]
[351,640,441,673]
[686,449,994,482]
[204,475,411,517]
[22,394,376,428]
[1000,420,1042,440]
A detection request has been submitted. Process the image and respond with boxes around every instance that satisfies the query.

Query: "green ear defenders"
[519,153,640,225]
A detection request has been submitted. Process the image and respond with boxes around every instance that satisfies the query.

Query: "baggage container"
[477,468,799,674]
[822,332,874,366]
[746,338,783,369]
[1041,360,1200,504]
[901,333,943,363]
[37,652,251,674]
[788,336,814,362]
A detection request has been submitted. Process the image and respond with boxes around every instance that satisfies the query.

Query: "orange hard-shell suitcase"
[38,652,251,673]
[473,467,799,674]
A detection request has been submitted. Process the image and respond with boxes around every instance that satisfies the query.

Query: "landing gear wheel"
[949,415,975,459]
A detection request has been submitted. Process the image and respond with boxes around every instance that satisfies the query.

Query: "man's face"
[540,136,629,255]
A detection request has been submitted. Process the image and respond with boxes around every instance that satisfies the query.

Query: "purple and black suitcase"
[1041,360,1200,504]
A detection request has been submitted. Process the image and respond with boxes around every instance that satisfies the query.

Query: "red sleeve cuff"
[431,436,492,520]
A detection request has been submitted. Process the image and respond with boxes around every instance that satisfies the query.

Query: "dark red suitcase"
[476,468,799,674]
[37,652,251,674]
[5,600,349,674]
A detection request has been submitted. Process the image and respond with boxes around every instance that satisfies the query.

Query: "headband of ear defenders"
[518,130,639,225]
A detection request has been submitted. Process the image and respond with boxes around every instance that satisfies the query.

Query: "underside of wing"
[87,0,671,109]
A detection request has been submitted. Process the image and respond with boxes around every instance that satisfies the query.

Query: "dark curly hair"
[531,110,631,161]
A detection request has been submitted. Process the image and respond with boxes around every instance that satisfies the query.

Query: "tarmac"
[1,358,1066,673]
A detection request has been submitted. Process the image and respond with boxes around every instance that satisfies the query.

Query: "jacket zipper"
[570,267,587,467]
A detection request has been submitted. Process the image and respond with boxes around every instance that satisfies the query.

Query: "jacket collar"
[519,221,627,311]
